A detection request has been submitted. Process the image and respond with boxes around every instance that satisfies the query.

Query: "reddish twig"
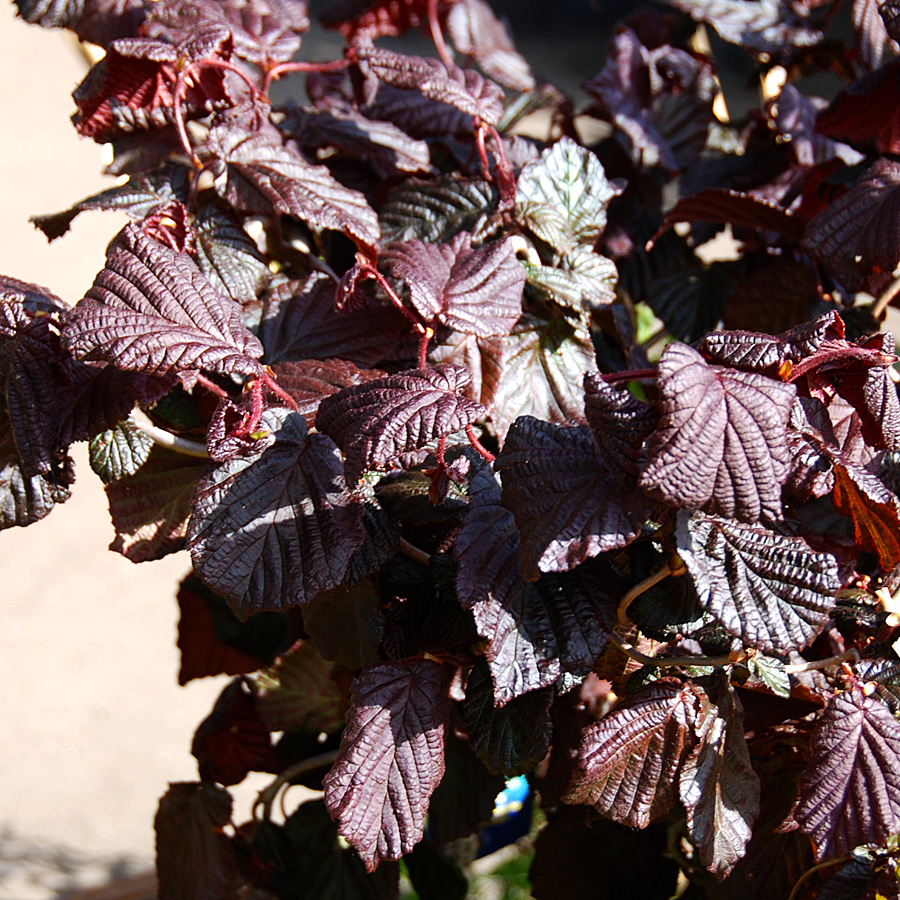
[428,0,454,70]
[466,424,495,462]
[263,57,353,95]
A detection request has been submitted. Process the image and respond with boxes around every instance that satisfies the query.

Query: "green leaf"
[89,419,153,483]
[746,652,791,698]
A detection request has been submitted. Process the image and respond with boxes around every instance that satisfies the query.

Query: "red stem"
[195,373,231,400]
[474,120,492,181]
[363,264,428,335]
[428,0,454,70]
[466,424,495,462]
[263,58,353,95]
[417,327,434,369]
[263,372,299,411]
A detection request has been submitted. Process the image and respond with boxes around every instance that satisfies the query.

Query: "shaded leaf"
[154,781,245,900]
[323,658,450,871]
[679,682,759,878]
[208,123,380,247]
[0,433,72,530]
[303,578,384,670]
[403,838,467,900]
[794,687,900,859]
[106,444,206,562]
[516,137,621,248]
[64,224,264,385]
[254,640,345,734]
[188,408,365,618]
[496,417,646,579]
[676,511,840,655]
[379,176,499,245]
[381,233,524,337]
[463,656,553,776]
[564,678,698,828]
[315,363,484,482]
[640,342,796,522]
[454,464,560,704]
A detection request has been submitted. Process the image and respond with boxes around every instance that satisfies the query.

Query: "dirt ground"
[0,10,269,897]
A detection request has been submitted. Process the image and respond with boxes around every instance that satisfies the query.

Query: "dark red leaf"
[802,158,900,293]
[640,342,796,523]
[319,0,432,40]
[355,46,504,127]
[188,408,366,618]
[564,678,698,828]
[381,232,524,338]
[832,461,900,570]
[676,511,840,655]
[463,656,553,775]
[208,122,381,248]
[323,658,450,871]
[454,464,560,704]
[259,273,404,368]
[191,678,279,786]
[0,430,72,530]
[154,782,246,900]
[15,0,148,47]
[315,363,484,482]
[794,687,900,860]
[497,417,646,579]
[63,224,264,386]
[106,445,206,562]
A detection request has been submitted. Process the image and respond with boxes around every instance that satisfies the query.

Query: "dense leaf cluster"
[10,0,900,896]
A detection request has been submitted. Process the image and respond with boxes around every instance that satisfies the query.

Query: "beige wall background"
[0,9,263,897]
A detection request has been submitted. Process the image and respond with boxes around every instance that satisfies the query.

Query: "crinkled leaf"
[583,373,657,486]
[0,432,72,530]
[640,342,796,523]
[496,417,646,580]
[154,781,245,900]
[853,0,896,69]
[89,419,154,482]
[379,176,499,244]
[303,577,384,670]
[193,206,271,306]
[323,658,450,871]
[14,0,147,45]
[516,137,621,248]
[364,83,476,140]
[208,123,380,247]
[679,682,759,878]
[381,233,524,337]
[356,46,504,127]
[106,444,206,562]
[64,224,264,384]
[564,678,698,828]
[427,731,505,847]
[832,460,900,570]
[315,363,484,482]
[802,158,900,293]
[746,652,791,698]
[191,678,279,786]
[320,0,431,39]
[254,640,345,734]
[463,656,553,776]
[282,106,430,178]
[676,511,840,655]
[445,0,534,91]
[32,165,190,241]
[454,464,560,704]
[260,273,403,368]
[145,0,310,66]
[794,687,900,859]
[479,311,598,440]
[188,408,365,618]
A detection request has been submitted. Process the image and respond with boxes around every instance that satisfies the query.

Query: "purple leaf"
[355,46,504,127]
[794,687,900,860]
[259,273,404,368]
[444,0,534,92]
[63,224,264,385]
[583,373,658,486]
[564,678,699,828]
[463,657,553,775]
[208,123,380,248]
[454,464,560,704]
[106,445,207,562]
[679,682,759,878]
[315,363,485,482]
[640,342,796,523]
[14,0,148,47]
[381,233,524,338]
[854,0,896,69]
[676,511,840,655]
[802,158,900,293]
[0,431,72,529]
[496,417,646,580]
[380,176,499,245]
[323,658,450,871]
[188,408,365,618]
